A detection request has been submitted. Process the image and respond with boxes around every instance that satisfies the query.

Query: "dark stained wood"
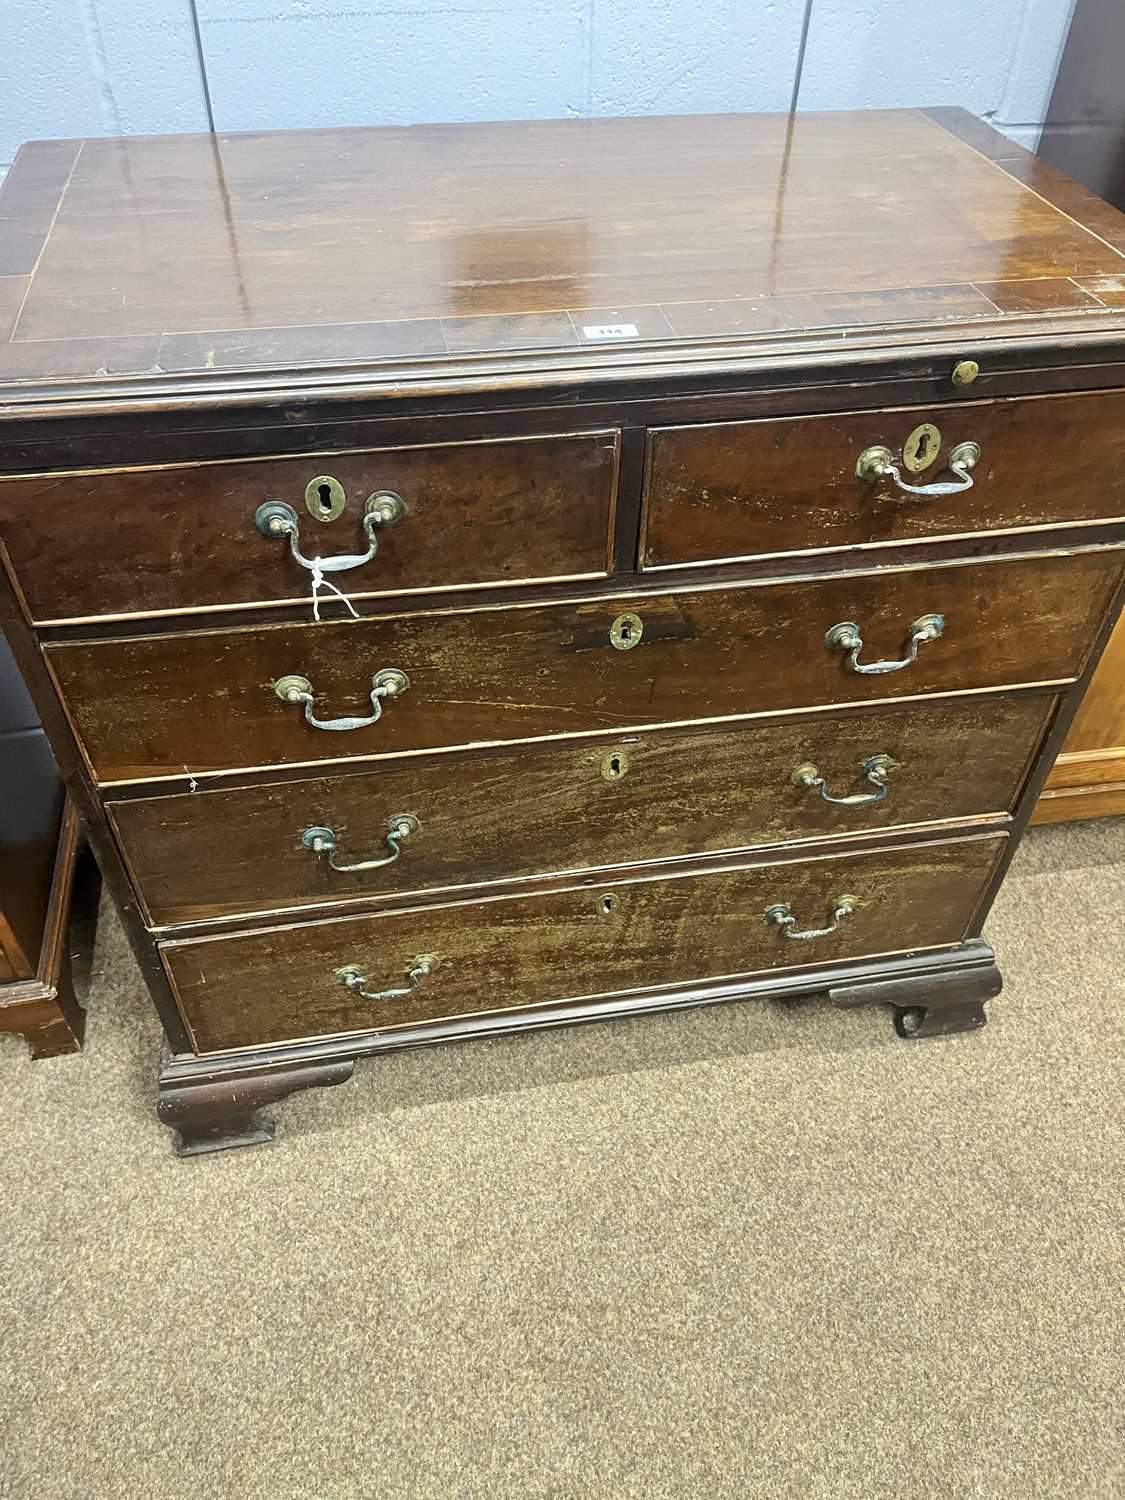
[45,551,1122,784]
[157,1055,355,1156]
[3,107,1125,1149]
[112,693,1053,929]
[642,390,1125,568]
[3,111,1125,402]
[0,729,65,975]
[1038,0,1125,213]
[163,833,1006,1053]
[0,431,620,624]
[829,944,1002,1039]
[0,800,96,1058]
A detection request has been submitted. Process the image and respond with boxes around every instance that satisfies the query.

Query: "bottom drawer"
[165,834,1005,1053]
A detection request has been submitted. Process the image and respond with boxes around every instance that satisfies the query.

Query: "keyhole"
[609,612,644,651]
[914,431,931,464]
[316,483,333,517]
[598,893,619,916]
[599,748,631,781]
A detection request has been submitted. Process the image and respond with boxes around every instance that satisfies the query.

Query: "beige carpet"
[1,821,1123,1500]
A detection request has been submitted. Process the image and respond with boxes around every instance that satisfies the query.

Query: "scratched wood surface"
[2,109,1125,395]
[0,431,619,622]
[643,390,1125,567]
[112,693,1052,928]
[163,833,1005,1052]
[46,551,1121,783]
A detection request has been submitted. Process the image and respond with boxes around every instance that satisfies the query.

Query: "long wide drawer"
[642,390,1125,568]
[163,834,1006,1053]
[0,430,620,623]
[115,694,1052,927]
[48,550,1121,783]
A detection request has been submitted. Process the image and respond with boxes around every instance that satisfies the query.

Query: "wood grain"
[112,693,1053,927]
[3,110,1125,398]
[642,391,1125,568]
[46,551,1122,784]
[0,431,619,623]
[163,833,1006,1053]
[1036,605,1125,821]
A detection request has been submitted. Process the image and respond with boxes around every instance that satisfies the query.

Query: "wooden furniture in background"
[0,632,98,1057]
[1033,0,1125,823]
[0,109,1124,1152]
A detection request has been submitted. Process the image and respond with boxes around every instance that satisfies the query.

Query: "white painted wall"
[0,0,1078,175]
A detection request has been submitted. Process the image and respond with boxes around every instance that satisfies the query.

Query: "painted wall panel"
[0,1,1083,176]
[797,0,1072,147]
[0,1,209,165]
[588,1,807,117]
[196,1,592,133]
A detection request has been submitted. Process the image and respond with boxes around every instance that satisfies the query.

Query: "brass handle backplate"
[336,954,436,1003]
[791,753,899,807]
[826,613,944,675]
[274,668,409,731]
[765,895,858,941]
[302,814,419,872]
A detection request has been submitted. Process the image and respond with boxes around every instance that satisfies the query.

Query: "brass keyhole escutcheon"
[305,474,347,522]
[902,423,942,474]
[600,749,630,782]
[610,612,644,651]
[597,892,620,916]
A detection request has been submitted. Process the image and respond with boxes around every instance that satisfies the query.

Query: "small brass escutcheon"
[610,612,644,651]
[597,892,620,916]
[600,749,630,782]
[902,423,942,474]
[305,475,347,522]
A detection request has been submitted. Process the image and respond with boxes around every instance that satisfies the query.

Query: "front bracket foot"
[158,1056,355,1157]
[828,945,1002,1041]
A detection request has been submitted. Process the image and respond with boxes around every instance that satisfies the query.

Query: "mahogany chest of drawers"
[2,108,1124,1155]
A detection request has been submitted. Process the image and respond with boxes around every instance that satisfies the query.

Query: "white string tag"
[310,558,359,621]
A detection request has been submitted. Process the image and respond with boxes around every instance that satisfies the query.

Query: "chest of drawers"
[2,107,1124,1156]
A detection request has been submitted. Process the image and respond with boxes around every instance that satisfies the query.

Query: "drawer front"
[49,550,1120,784]
[115,694,1052,928]
[0,431,619,623]
[164,834,1006,1053]
[643,391,1125,569]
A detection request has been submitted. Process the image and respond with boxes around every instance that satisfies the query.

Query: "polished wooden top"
[2,107,1125,404]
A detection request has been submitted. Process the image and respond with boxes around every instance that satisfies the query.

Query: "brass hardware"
[304,475,347,522]
[255,487,403,577]
[609,612,644,651]
[336,954,436,1003]
[952,359,980,387]
[600,749,630,782]
[902,423,941,474]
[365,490,406,527]
[302,813,419,873]
[790,753,900,807]
[856,440,980,499]
[273,667,409,731]
[826,614,944,675]
[597,893,620,916]
[765,894,858,941]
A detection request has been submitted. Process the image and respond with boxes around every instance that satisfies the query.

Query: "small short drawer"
[47,549,1120,784]
[642,390,1125,569]
[113,693,1052,928]
[0,430,619,624]
[162,833,1006,1053]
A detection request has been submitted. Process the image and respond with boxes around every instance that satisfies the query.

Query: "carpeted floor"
[1,821,1122,1499]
